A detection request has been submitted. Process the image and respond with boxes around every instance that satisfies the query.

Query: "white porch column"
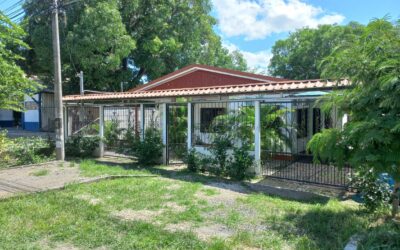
[161,103,168,165]
[187,102,192,150]
[98,105,104,158]
[140,104,145,141]
[254,100,261,176]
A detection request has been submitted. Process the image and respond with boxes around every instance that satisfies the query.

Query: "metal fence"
[103,105,140,153]
[259,100,351,187]
[63,98,352,187]
[189,99,351,187]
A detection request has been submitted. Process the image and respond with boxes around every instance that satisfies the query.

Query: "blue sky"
[212,0,399,71]
[1,0,399,72]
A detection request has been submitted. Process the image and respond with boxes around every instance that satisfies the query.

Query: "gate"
[167,103,188,164]
[260,100,352,187]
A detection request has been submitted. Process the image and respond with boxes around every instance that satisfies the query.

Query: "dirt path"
[0,162,91,199]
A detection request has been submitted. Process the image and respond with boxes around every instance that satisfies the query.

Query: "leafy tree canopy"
[23,0,247,94]
[0,12,40,110]
[269,23,364,79]
[307,18,400,214]
[23,0,135,93]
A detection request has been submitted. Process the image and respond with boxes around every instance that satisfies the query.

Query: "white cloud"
[213,0,345,40]
[224,42,272,73]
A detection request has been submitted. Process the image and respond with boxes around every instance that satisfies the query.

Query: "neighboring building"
[0,89,55,132]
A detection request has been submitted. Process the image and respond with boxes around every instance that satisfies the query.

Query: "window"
[200,108,225,132]
[297,108,308,138]
[313,108,321,134]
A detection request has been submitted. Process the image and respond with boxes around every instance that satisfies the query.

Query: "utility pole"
[52,0,65,160]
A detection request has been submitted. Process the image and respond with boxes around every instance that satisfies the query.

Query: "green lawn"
[0,160,394,249]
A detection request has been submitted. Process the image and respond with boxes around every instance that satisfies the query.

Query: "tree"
[119,0,248,83]
[307,19,400,216]
[23,0,247,93]
[269,23,364,79]
[0,12,39,110]
[23,0,135,93]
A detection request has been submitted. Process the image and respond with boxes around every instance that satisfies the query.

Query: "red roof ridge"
[128,64,289,92]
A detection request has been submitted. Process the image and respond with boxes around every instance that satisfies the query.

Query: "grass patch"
[0,159,391,249]
[79,159,152,177]
[30,169,49,177]
[358,220,400,249]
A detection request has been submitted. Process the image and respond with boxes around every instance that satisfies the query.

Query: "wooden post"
[254,100,261,176]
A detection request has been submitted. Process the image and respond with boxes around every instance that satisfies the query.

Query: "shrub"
[186,148,198,172]
[0,131,12,167]
[104,119,124,148]
[227,144,254,180]
[198,153,212,173]
[65,134,100,157]
[0,134,55,168]
[134,128,163,166]
[209,133,232,175]
[117,126,140,155]
[350,168,392,212]
[11,136,55,165]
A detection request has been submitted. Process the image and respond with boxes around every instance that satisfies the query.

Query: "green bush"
[0,131,12,166]
[198,153,212,173]
[11,136,55,165]
[0,132,55,168]
[117,126,140,155]
[104,119,124,148]
[209,133,232,175]
[350,168,392,212]
[186,148,198,172]
[134,128,163,166]
[188,144,254,181]
[227,145,254,180]
[65,134,100,157]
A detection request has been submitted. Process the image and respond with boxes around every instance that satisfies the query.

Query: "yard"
[0,159,398,250]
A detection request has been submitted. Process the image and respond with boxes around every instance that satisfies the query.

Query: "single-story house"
[63,64,351,187]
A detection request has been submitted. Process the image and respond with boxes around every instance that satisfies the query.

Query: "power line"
[3,0,24,14]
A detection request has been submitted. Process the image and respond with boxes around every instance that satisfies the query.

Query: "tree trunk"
[392,181,400,218]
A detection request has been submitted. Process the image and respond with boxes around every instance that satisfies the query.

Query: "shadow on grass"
[276,208,370,250]
[357,219,400,250]
[91,157,330,205]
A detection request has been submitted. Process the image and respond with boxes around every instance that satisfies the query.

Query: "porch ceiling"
[63,79,350,102]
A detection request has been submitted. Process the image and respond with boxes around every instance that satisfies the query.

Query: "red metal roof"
[128,64,288,92]
[63,79,349,102]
